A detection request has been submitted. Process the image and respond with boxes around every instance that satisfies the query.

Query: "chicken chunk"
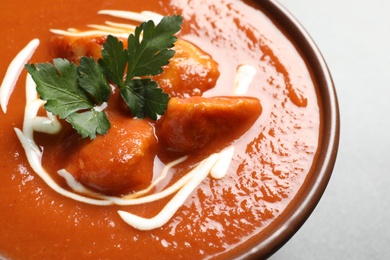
[152,39,220,98]
[156,96,262,155]
[64,117,157,195]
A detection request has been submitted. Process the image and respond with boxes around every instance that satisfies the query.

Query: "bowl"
[0,0,339,259]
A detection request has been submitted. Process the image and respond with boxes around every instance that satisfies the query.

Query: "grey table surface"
[270,0,390,259]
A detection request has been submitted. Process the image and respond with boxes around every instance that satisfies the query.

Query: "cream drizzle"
[3,10,256,230]
[234,64,257,96]
[118,154,220,230]
[49,11,163,38]
[0,39,39,113]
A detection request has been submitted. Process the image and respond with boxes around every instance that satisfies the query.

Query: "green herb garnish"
[25,15,182,139]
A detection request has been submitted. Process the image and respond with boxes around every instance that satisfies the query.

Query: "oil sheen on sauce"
[0,0,321,259]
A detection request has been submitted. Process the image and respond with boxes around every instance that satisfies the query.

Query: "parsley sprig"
[25,15,182,139]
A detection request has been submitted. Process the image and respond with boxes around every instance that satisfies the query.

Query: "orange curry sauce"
[0,0,322,259]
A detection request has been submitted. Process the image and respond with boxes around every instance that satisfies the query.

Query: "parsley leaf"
[25,58,111,139]
[98,35,128,88]
[99,15,182,119]
[25,58,94,118]
[120,79,170,120]
[78,57,110,104]
[25,15,182,139]
[67,110,110,139]
[126,15,182,79]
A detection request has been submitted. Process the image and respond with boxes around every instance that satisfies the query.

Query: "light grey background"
[271,0,390,259]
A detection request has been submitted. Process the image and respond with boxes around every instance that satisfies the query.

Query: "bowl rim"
[233,0,340,259]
